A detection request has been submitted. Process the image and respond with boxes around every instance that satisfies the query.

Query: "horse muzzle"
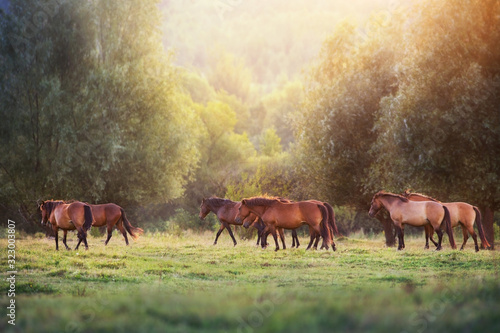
[235,216,242,224]
[243,221,250,229]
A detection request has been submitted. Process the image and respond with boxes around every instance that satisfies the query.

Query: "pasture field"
[1,230,499,333]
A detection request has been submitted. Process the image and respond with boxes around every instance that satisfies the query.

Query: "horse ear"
[242,199,247,205]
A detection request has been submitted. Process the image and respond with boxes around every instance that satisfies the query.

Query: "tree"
[259,128,282,157]
[0,0,201,228]
[294,16,399,209]
[371,0,500,247]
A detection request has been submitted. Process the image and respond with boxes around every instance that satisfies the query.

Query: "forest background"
[0,0,499,246]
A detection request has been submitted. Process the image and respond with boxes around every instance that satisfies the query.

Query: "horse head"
[235,199,252,224]
[199,198,210,220]
[368,193,383,217]
[40,200,49,226]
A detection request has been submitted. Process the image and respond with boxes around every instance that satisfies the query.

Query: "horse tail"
[317,204,332,247]
[83,204,93,232]
[443,206,456,249]
[473,206,490,249]
[324,202,340,236]
[120,208,144,240]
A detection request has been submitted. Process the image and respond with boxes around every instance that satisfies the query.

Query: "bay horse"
[402,190,491,251]
[40,200,93,250]
[245,200,339,250]
[90,203,143,246]
[235,197,333,251]
[368,191,456,251]
[199,197,243,246]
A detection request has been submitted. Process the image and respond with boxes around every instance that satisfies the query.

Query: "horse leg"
[270,228,280,251]
[225,223,237,246]
[213,224,225,245]
[53,226,59,251]
[429,229,439,248]
[116,220,129,245]
[435,228,444,251]
[465,224,479,252]
[291,231,296,248]
[459,224,468,250]
[62,230,70,250]
[424,224,431,249]
[306,226,315,250]
[256,229,261,246]
[104,224,113,245]
[395,226,404,250]
[75,233,83,250]
[313,233,321,250]
[82,232,89,250]
[292,229,300,248]
[278,228,286,249]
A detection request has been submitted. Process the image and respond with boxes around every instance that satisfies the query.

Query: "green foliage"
[295,0,500,216]
[0,0,201,228]
[371,1,500,208]
[259,128,282,157]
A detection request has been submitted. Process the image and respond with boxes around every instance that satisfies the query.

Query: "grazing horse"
[235,197,333,251]
[199,197,244,246]
[40,200,94,250]
[90,203,143,246]
[402,190,491,251]
[368,191,456,251]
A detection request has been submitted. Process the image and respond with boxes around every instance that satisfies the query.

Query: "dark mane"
[204,197,238,210]
[375,191,409,202]
[402,190,441,203]
[243,196,281,207]
[42,200,65,218]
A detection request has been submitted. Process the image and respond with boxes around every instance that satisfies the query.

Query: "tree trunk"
[481,206,495,250]
[377,210,395,247]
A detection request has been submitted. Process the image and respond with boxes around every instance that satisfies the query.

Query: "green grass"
[0,230,499,332]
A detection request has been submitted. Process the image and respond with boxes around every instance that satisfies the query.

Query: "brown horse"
[40,200,94,250]
[402,190,491,251]
[90,203,143,246]
[245,199,339,250]
[199,197,244,246]
[368,191,456,250]
[235,197,333,251]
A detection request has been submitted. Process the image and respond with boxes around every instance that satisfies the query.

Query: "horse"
[244,198,339,250]
[199,197,244,246]
[235,197,333,251]
[402,190,491,251]
[40,200,94,250]
[89,203,143,246]
[368,191,456,251]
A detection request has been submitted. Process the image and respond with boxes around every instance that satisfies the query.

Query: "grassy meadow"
[1,229,499,333]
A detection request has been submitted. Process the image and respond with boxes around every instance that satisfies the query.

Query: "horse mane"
[375,191,409,202]
[42,200,65,218]
[243,196,282,207]
[204,197,237,210]
[402,190,441,203]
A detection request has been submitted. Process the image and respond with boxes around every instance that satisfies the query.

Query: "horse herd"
[39,190,491,252]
